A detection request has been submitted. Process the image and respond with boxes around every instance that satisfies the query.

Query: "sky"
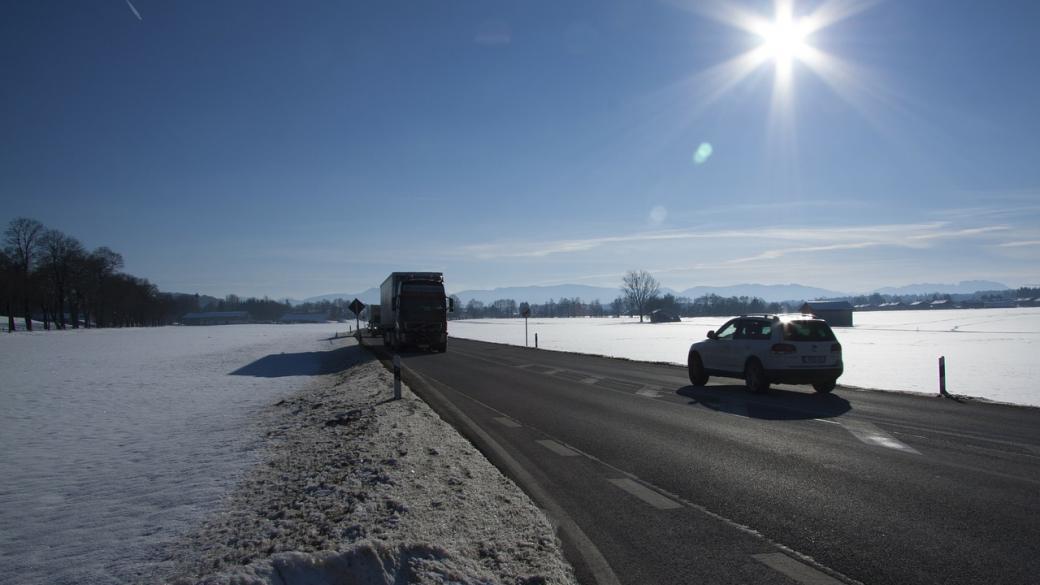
[3,0,1039,299]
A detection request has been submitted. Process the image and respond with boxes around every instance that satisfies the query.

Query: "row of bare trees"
[2,217,168,331]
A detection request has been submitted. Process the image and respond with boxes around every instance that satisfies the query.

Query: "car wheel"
[813,379,837,393]
[744,359,769,394]
[688,351,708,386]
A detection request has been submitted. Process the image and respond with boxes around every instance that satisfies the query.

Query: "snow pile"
[449,309,1040,406]
[167,351,575,585]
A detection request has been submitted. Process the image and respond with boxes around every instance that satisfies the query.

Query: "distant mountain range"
[300,288,380,306]
[450,283,844,304]
[298,280,1011,306]
[870,280,1009,296]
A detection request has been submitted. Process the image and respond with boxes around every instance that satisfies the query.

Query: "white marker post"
[393,354,402,400]
[938,356,948,397]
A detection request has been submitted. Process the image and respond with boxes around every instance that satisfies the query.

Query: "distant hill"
[301,288,380,305]
[871,280,1009,296]
[451,284,634,305]
[299,279,1011,308]
[677,284,847,303]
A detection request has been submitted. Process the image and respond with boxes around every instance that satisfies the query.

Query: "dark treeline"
[205,294,361,322]
[453,293,789,320]
[2,217,172,331]
[1,217,360,332]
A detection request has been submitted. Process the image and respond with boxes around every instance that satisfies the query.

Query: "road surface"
[368,337,1040,585]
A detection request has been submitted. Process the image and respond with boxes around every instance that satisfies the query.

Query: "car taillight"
[831,343,842,352]
[771,343,797,354]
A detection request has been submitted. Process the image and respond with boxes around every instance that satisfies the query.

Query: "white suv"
[687,314,843,393]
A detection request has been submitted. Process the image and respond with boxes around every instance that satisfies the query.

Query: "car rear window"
[782,320,837,341]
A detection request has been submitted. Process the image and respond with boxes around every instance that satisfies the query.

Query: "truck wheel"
[436,343,447,353]
[744,359,769,394]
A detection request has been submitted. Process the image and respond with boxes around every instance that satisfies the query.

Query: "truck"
[367,305,381,335]
[380,272,454,352]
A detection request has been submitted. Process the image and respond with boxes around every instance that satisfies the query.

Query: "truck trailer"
[380,272,453,352]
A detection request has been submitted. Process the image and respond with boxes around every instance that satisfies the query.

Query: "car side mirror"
[707,330,717,340]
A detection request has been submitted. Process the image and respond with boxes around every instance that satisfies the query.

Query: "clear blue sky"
[3,0,1039,298]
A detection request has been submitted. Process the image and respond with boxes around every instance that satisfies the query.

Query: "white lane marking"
[494,417,522,428]
[753,553,846,585]
[580,377,600,385]
[542,368,561,375]
[839,420,921,455]
[636,386,662,398]
[536,439,581,457]
[607,478,682,510]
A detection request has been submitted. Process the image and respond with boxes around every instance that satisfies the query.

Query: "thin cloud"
[997,240,1040,248]
[125,0,142,21]
[463,221,978,260]
[907,226,1010,241]
[723,242,882,265]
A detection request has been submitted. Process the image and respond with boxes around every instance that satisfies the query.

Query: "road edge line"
[362,343,621,585]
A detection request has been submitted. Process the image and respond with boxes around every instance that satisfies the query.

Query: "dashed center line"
[753,553,846,585]
[536,439,581,457]
[493,417,522,428]
[607,478,682,510]
[636,387,662,398]
[839,420,921,455]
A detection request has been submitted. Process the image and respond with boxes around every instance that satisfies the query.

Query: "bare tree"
[621,269,661,322]
[4,218,45,331]
[1,249,15,331]
[39,229,86,329]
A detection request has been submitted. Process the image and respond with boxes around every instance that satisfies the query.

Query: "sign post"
[349,298,366,337]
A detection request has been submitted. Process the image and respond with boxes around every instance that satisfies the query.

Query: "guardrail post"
[535,333,538,349]
[393,354,402,400]
[938,356,948,397]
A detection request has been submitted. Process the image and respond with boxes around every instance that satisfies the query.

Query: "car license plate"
[802,356,826,364]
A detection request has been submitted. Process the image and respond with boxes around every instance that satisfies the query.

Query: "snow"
[1,325,574,585]
[168,354,574,585]
[448,308,1040,407]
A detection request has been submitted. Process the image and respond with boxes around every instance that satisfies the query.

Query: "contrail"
[125,0,142,20]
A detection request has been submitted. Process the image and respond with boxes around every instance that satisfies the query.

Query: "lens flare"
[693,142,714,165]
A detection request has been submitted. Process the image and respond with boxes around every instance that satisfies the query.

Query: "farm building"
[649,309,681,323]
[180,311,252,325]
[800,300,853,327]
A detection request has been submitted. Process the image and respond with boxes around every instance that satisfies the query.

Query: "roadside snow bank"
[168,347,576,585]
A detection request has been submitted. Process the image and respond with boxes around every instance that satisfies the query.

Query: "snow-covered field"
[449,308,1040,407]
[0,324,345,584]
[1,324,574,585]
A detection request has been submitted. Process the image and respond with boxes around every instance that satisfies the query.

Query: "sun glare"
[758,10,810,72]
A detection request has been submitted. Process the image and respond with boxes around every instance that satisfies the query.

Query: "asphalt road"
[368,336,1040,585]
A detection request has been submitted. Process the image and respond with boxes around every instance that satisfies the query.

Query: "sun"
[757,7,811,75]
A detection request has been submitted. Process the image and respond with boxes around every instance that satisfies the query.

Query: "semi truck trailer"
[380,272,453,352]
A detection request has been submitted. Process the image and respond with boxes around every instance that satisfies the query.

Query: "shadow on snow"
[230,343,373,378]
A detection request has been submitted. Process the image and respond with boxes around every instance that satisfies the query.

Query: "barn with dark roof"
[799,300,853,327]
